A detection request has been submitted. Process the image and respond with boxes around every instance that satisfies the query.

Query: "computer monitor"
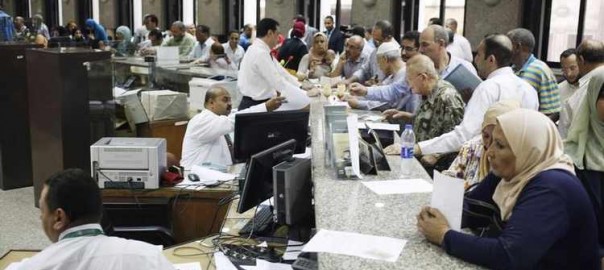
[237,139,297,214]
[234,110,309,163]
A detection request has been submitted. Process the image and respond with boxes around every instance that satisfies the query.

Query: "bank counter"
[309,98,478,269]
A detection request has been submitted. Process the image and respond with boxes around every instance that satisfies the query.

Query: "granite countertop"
[309,97,481,269]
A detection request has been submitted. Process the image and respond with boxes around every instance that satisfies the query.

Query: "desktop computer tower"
[273,158,312,225]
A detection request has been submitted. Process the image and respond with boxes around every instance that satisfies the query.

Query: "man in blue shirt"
[239,24,253,51]
[0,4,15,41]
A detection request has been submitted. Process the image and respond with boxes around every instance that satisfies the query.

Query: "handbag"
[463,183,506,237]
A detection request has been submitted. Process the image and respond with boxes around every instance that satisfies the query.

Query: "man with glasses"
[348,31,421,115]
[332,35,370,79]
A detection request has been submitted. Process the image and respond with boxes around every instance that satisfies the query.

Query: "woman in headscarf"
[85,18,108,49]
[565,65,604,257]
[114,25,135,56]
[297,32,336,80]
[417,109,599,269]
[444,100,520,187]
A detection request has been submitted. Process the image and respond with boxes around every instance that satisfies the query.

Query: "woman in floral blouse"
[444,100,521,187]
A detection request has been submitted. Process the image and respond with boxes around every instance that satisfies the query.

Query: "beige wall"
[351,0,395,29]
[464,0,523,51]
[99,0,117,29]
[265,0,297,35]
[142,0,164,28]
[61,0,77,25]
[30,0,45,17]
[197,0,225,35]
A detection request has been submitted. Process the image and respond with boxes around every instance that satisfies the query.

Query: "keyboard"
[239,205,274,235]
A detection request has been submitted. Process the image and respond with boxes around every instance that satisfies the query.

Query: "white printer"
[90,137,166,189]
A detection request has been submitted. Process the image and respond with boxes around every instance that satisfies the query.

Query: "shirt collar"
[487,66,514,79]
[254,38,271,52]
[516,54,536,72]
[58,223,103,241]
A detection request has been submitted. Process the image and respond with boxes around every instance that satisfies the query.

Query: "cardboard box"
[141,90,189,121]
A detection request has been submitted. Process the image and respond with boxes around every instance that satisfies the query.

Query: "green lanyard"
[61,228,104,240]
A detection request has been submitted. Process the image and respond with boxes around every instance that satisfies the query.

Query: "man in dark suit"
[324,16,344,54]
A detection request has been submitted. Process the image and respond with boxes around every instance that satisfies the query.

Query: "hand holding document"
[302,229,407,262]
[430,171,465,231]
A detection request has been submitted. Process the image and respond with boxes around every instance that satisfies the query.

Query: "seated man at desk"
[138,29,164,54]
[6,169,175,270]
[162,21,196,57]
[181,87,286,168]
[189,24,214,64]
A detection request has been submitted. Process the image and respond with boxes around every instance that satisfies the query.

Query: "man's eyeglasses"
[402,46,418,52]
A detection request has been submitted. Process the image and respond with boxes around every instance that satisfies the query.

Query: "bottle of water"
[400,124,415,177]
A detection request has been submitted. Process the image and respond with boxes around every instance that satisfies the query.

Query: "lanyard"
[61,228,104,240]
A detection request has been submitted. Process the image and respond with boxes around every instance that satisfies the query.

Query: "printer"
[90,137,166,189]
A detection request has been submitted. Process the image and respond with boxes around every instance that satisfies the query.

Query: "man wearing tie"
[324,16,344,54]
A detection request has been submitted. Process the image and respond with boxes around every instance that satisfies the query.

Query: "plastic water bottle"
[400,124,415,177]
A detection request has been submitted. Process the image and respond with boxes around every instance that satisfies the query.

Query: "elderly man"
[419,25,477,79]
[414,34,539,159]
[186,23,196,36]
[181,87,285,168]
[13,16,27,40]
[6,169,175,270]
[559,40,604,138]
[507,28,560,120]
[189,24,214,63]
[445,18,472,62]
[343,20,399,85]
[237,18,310,111]
[331,35,370,80]
[162,21,196,57]
[348,33,421,115]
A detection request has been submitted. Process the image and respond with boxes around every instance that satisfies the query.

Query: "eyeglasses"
[402,46,418,52]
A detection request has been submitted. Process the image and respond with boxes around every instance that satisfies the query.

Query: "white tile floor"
[0,187,49,256]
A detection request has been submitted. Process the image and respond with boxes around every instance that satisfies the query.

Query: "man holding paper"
[414,34,538,158]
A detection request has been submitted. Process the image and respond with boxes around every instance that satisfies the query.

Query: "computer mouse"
[187,173,200,182]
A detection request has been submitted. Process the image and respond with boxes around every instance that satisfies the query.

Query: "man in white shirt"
[134,14,159,46]
[189,24,215,63]
[223,30,245,69]
[445,18,473,62]
[181,87,285,168]
[7,169,175,270]
[419,25,477,79]
[558,49,581,103]
[559,40,604,138]
[415,34,539,157]
[237,18,311,110]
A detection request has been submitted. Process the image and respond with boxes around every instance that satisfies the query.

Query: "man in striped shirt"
[507,28,560,121]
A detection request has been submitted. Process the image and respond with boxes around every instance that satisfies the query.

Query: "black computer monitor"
[234,110,309,163]
[237,139,296,214]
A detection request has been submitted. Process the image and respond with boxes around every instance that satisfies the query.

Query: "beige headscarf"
[477,100,521,180]
[492,109,575,221]
[564,65,604,171]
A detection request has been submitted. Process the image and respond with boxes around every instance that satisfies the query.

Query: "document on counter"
[302,229,407,262]
[191,165,237,181]
[214,252,238,270]
[282,240,305,260]
[362,179,433,195]
[357,122,400,131]
[347,114,362,179]
[431,171,465,231]
[173,262,202,270]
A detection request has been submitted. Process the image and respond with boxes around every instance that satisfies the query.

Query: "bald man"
[445,18,472,62]
[180,87,285,168]
[13,16,28,39]
[332,35,370,79]
[416,34,538,157]
[419,25,477,79]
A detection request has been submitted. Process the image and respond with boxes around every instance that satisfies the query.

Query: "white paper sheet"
[173,262,202,270]
[282,240,304,260]
[430,171,465,231]
[191,165,237,181]
[214,252,238,270]
[362,179,433,195]
[256,259,293,270]
[347,114,362,179]
[302,229,407,262]
[358,122,400,131]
